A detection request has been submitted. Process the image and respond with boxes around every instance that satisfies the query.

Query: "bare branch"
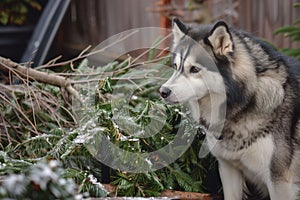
[0,56,83,104]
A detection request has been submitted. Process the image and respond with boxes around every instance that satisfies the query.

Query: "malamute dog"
[160,18,300,200]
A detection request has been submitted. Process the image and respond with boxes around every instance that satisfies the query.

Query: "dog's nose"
[159,87,171,98]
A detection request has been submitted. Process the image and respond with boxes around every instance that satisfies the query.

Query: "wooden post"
[160,0,171,29]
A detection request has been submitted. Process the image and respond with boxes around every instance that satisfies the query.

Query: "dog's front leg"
[218,159,244,200]
[268,181,296,200]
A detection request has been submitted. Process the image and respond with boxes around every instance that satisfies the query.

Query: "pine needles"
[0,39,219,198]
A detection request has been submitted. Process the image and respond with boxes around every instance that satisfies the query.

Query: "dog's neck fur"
[190,94,274,141]
[190,37,289,139]
[189,93,226,139]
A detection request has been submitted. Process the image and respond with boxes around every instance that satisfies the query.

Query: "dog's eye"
[190,66,200,73]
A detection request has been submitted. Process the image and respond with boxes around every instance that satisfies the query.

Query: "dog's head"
[159,18,232,104]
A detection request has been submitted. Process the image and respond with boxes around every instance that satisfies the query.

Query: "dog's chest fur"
[218,112,272,151]
[207,112,276,182]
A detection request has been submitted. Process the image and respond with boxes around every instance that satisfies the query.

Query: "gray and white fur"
[160,18,300,200]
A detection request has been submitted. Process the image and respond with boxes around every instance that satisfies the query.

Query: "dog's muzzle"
[159,86,171,99]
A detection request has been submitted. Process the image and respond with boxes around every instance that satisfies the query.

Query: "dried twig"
[0,56,83,105]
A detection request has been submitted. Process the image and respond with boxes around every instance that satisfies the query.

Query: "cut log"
[161,190,213,200]
[102,184,223,200]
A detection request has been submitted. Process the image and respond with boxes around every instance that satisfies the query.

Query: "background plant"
[275,3,300,60]
[0,0,42,26]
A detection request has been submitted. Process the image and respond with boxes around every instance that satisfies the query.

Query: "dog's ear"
[205,21,234,59]
[172,18,187,43]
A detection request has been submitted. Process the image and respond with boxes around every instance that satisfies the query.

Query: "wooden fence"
[57,0,300,57]
[210,0,300,48]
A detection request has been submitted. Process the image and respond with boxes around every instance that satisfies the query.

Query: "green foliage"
[0,81,108,198]
[63,168,108,198]
[274,3,300,60]
[69,52,217,196]
[1,132,109,198]
[0,82,75,149]
[0,151,32,175]
[0,0,42,25]
[0,43,219,197]
[0,160,84,199]
[111,172,164,197]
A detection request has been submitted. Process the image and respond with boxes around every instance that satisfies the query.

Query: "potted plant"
[0,0,43,62]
